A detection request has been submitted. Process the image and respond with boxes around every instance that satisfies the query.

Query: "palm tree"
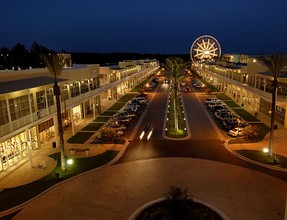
[257,53,287,158]
[40,53,66,171]
[164,57,189,131]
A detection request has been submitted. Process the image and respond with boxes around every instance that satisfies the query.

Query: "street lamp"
[0,54,8,70]
[237,118,241,139]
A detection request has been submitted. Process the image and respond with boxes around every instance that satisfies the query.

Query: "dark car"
[136,93,148,98]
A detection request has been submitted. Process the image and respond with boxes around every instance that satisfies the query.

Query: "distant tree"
[40,53,66,171]
[257,53,287,158]
[0,47,11,70]
[11,43,29,69]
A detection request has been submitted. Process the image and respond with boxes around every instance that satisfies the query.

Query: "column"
[26,129,34,168]
[83,103,86,126]
[27,89,33,122]
[70,108,75,136]
[5,94,12,132]
[93,102,96,119]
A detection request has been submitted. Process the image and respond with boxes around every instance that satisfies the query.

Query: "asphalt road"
[116,81,287,182]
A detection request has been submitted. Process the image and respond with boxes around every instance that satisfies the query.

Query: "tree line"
[0,42,190,70]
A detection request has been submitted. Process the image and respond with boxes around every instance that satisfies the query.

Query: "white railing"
[0,65,160,138]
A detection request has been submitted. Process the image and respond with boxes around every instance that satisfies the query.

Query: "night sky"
[1,0,287,55]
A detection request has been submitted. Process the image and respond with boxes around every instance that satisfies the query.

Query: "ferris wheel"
[190,35,221,64]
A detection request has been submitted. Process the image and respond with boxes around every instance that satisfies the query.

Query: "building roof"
[0,76,68,94]
[258,71,287,78]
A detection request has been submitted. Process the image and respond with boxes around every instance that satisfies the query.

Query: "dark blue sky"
[1,0,286,55]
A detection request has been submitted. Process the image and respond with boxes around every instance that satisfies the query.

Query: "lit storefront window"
[0,127,38,172]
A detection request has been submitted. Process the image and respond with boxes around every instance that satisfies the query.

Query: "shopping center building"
[0,57,159,172]
[194,54,287,128]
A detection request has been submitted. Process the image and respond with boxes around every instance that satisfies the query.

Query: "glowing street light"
[1,53,9,70]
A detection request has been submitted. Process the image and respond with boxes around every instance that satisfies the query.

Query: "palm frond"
[40,53,65,80]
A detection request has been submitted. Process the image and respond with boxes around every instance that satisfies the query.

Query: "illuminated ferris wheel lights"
[190,35,222,64]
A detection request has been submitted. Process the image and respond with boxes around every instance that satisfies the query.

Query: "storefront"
[38,118,55,145]
[73,105,82,124]
[0,127,38,171]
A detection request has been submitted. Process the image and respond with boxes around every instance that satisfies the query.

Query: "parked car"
[208,101,223,109]
[108,123,127,131]
[129,100,141,105]
[125,104,139,110]
[210,104,226,112]
[215,109,230,118]
[115,129,124,136]
[114,116,132,123]
[132,96,148,104]
[229,127,244,137]
[205,98,218,104]
[222,121,238,131]
[118,111,138,118]
[136,93,148,98]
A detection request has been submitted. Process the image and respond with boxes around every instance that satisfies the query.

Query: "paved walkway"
[12,158,287,220]
[1,92,287,219]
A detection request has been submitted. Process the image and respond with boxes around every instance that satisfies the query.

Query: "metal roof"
[0,77,68,94]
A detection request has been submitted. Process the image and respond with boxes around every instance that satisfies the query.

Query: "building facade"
[195,55,287,127]
[0,59,159,172]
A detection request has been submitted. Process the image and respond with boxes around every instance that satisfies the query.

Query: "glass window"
[60,85,69,101]
[0,100,9,125]
[9,95,31,121]
[71,82,80,98]
[47,88,54,106]
[36,91,46,111]
[80,80,89,94]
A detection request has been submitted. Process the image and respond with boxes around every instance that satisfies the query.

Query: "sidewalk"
[0,113,122,190]
[226,111,287,163]
[1,97,287,193]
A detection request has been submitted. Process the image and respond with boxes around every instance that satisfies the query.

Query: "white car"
[229,127,244,137]
[132,97,147,104]
[116,130,124,136]
[205,98,218,104]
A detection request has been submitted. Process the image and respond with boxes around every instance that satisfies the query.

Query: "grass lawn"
[131,80,148,92]
[0,150,119,212]
[93,116,111,123]
[82,123,105,131]
[224,100,240,108]
[232,108,259,121]
[67,132,94,143]
[108,102,126,111]
[117,93,136,102]
[215,93,232,100]
[199,78,219,92]
[236,150,287,168]
[100,110,117,116]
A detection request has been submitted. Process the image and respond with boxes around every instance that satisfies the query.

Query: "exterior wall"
[195,56,287,128]
[0,59,160,172]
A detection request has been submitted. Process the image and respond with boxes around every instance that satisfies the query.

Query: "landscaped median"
[165,91,188,138]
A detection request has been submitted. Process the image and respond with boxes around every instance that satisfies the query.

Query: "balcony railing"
[0,65,159,138]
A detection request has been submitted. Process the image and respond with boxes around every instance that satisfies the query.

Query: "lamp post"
[237,118,241,140]
[1,54,8,70]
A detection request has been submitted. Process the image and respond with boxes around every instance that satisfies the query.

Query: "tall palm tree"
[164,57,189,131]
[257,53,287,158]
[40,53,66,171]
